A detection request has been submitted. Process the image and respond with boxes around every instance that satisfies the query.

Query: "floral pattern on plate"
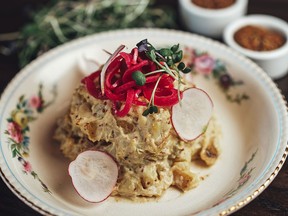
[183,46,249,104]
[226,150,257,196]
[5,84,56,193]
[213,150,257,207]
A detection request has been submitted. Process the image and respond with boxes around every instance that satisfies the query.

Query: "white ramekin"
[178,0,248,38]
[223,14,288,79]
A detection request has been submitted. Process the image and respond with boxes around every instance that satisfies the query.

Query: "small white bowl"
[178,0,248,38]
[224,15,288,79]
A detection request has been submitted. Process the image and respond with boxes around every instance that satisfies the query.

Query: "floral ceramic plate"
[0,29,287,216]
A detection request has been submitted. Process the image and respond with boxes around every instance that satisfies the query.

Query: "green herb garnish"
[137,39,191,113]
[132,71,146,86]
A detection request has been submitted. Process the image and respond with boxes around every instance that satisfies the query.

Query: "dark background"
[0,0,287,215]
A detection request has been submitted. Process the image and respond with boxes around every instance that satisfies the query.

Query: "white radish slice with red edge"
[68,150,118,203]
[172,88,213,141]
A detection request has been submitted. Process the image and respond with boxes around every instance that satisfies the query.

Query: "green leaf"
[24,126,30,132]
[173,50,182,63]
[142,109,150,116]
[132,71,146,86]
[19,95,25,102]
[12,149,17,158]
[31,171,37,179]
[7,118,13,123]
[10,144,16,151]
[171,44,179,53]
[24,109,30,114]
[22,100,27,107]
[150,106,158,113]
[16,144,21,151]
[159,48,172,57]
[240,163,248,176]
[182,67,192,74]
[167,59,174,66]
[177,62,185,70]
[8,138,17,144]
[37,107,44,113]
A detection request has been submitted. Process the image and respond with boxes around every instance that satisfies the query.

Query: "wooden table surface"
[0,0,287,215]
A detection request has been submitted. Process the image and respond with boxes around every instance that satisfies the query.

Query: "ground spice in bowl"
[191,0,236,9]
[234,25,286,51]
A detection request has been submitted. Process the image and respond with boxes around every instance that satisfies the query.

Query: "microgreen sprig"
[132,71,146,86]
[142,75,162,116]
[136,39,192,114]
[136,39,191,74]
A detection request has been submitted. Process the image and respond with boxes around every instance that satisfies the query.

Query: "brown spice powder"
[234,25,286,51]
[192,0,236,9]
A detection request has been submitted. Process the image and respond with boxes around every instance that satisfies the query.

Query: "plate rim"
[0,28,287,216]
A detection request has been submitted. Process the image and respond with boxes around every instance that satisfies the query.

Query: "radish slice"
[100,45,125,94]
[68,150,118,203]
[172,88,213,141]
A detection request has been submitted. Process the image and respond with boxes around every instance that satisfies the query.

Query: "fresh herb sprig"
[132,70,146,86]
[17,0,178,67]
[137,39,191,85]
[136,39,191,116]
[142,75,162,116]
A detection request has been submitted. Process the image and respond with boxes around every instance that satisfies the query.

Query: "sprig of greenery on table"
[17,0,178,67]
